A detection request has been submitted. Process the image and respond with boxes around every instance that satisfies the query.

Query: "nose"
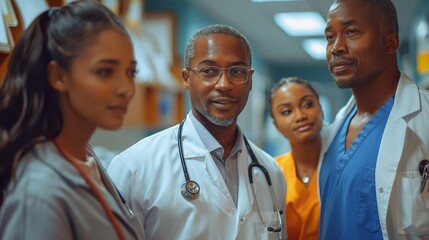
[117,74,135,99]
[295,108,308,122]
[330,36,346,56]
[214,69,233,91]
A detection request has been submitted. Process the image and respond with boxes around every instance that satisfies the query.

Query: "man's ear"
[182,68,190,90]
[385,32,399,54]
[47,61,67,92]
[249,69,254,91]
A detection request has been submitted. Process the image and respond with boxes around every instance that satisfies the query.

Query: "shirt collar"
[188,112,243,157]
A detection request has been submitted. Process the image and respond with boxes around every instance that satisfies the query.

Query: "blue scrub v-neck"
[319,96,394,239]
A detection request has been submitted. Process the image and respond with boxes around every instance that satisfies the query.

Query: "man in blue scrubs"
[319,0,429,239]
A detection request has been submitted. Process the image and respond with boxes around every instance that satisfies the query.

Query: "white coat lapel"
[204,153,233,201]
[236,138,253,221]
[182,118,233,203]
[375,73,421,222]
[376,73,420,183]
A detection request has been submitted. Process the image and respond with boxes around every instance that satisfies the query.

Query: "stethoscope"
[177,119,283,233]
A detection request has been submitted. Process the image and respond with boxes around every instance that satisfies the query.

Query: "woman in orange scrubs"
[269,77,324,240]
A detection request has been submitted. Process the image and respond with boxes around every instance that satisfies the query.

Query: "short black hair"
[183,24,252,68]
[332,0,398,33]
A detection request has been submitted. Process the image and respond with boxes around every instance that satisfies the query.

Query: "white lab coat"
[319,72,429,239]
[108,116,287,240]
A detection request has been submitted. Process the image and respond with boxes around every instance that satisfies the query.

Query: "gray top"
[0,141,145,240]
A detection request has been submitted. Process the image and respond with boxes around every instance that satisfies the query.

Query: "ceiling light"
[302,39,327,60]
[274,12,326,36]
[252,0,302,2]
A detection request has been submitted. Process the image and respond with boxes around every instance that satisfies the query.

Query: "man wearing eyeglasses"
[108,24,287,240]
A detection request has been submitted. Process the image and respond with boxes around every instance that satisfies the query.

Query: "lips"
[211,97,237,110]
[330,58,354,73]
[212,97,237,104]
[293,123,314,132]
[108,104,128,115]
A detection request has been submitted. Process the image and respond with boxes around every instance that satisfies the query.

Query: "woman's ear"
[47,61,67,92]
[272,118,280,131]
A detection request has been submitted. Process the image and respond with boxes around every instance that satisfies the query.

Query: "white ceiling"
[187,0,422,66]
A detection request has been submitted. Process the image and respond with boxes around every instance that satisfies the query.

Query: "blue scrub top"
[319,96,394,239]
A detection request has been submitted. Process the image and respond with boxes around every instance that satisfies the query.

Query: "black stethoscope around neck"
[177,118,283,233]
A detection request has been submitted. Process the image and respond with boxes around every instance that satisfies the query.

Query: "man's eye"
[199,67,219,76]
[230,67,246,75]
[346,28,358,36]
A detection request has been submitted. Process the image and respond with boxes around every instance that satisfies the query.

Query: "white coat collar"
[390,72,420,120]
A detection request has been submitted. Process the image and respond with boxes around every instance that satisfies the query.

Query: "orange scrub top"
[276,152,319,240]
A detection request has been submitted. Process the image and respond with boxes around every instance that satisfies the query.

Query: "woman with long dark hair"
[0,1,144,239]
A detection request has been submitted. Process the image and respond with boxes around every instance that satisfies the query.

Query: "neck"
[211,124,238,160]
[352,68,400,116]
[55,122,95,161]
[290,137,321,171]
[192,110,239,160]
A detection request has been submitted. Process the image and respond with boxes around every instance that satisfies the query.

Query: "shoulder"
[419,86,429,103]
[4,149,76,211]
[275,152,293,169]
[247,140,282,172]
[127,124,178,152]
[112,125,179,161]
[395,73,429,117]
[108,124,180,176]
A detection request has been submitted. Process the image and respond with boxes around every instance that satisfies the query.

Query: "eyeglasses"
[187,66,253,84]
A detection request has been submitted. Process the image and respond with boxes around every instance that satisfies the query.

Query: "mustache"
[210,93,237,100]
[329,56,355,68]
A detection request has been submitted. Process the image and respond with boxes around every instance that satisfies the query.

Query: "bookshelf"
[0,0,185,128]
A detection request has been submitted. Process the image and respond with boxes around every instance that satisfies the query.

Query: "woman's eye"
[281,109,292,116]
[303,101,314,108]
[96,68,113,77]
[129,69,139,78]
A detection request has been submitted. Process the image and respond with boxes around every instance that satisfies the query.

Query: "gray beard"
[206,114,235,127]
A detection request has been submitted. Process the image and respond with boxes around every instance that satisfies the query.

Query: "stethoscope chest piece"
[181,180,200,201]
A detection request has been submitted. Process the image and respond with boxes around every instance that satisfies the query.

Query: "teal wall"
[144,0,428,155]
[408,0,429,85]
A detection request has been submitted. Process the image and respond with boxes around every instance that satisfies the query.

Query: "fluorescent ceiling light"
[274,12,326,36]
[302,39,327,60]
[252,0,302,2]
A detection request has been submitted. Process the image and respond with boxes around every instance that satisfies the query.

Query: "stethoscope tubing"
[177,118,283,234]
[178,119,192,183]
